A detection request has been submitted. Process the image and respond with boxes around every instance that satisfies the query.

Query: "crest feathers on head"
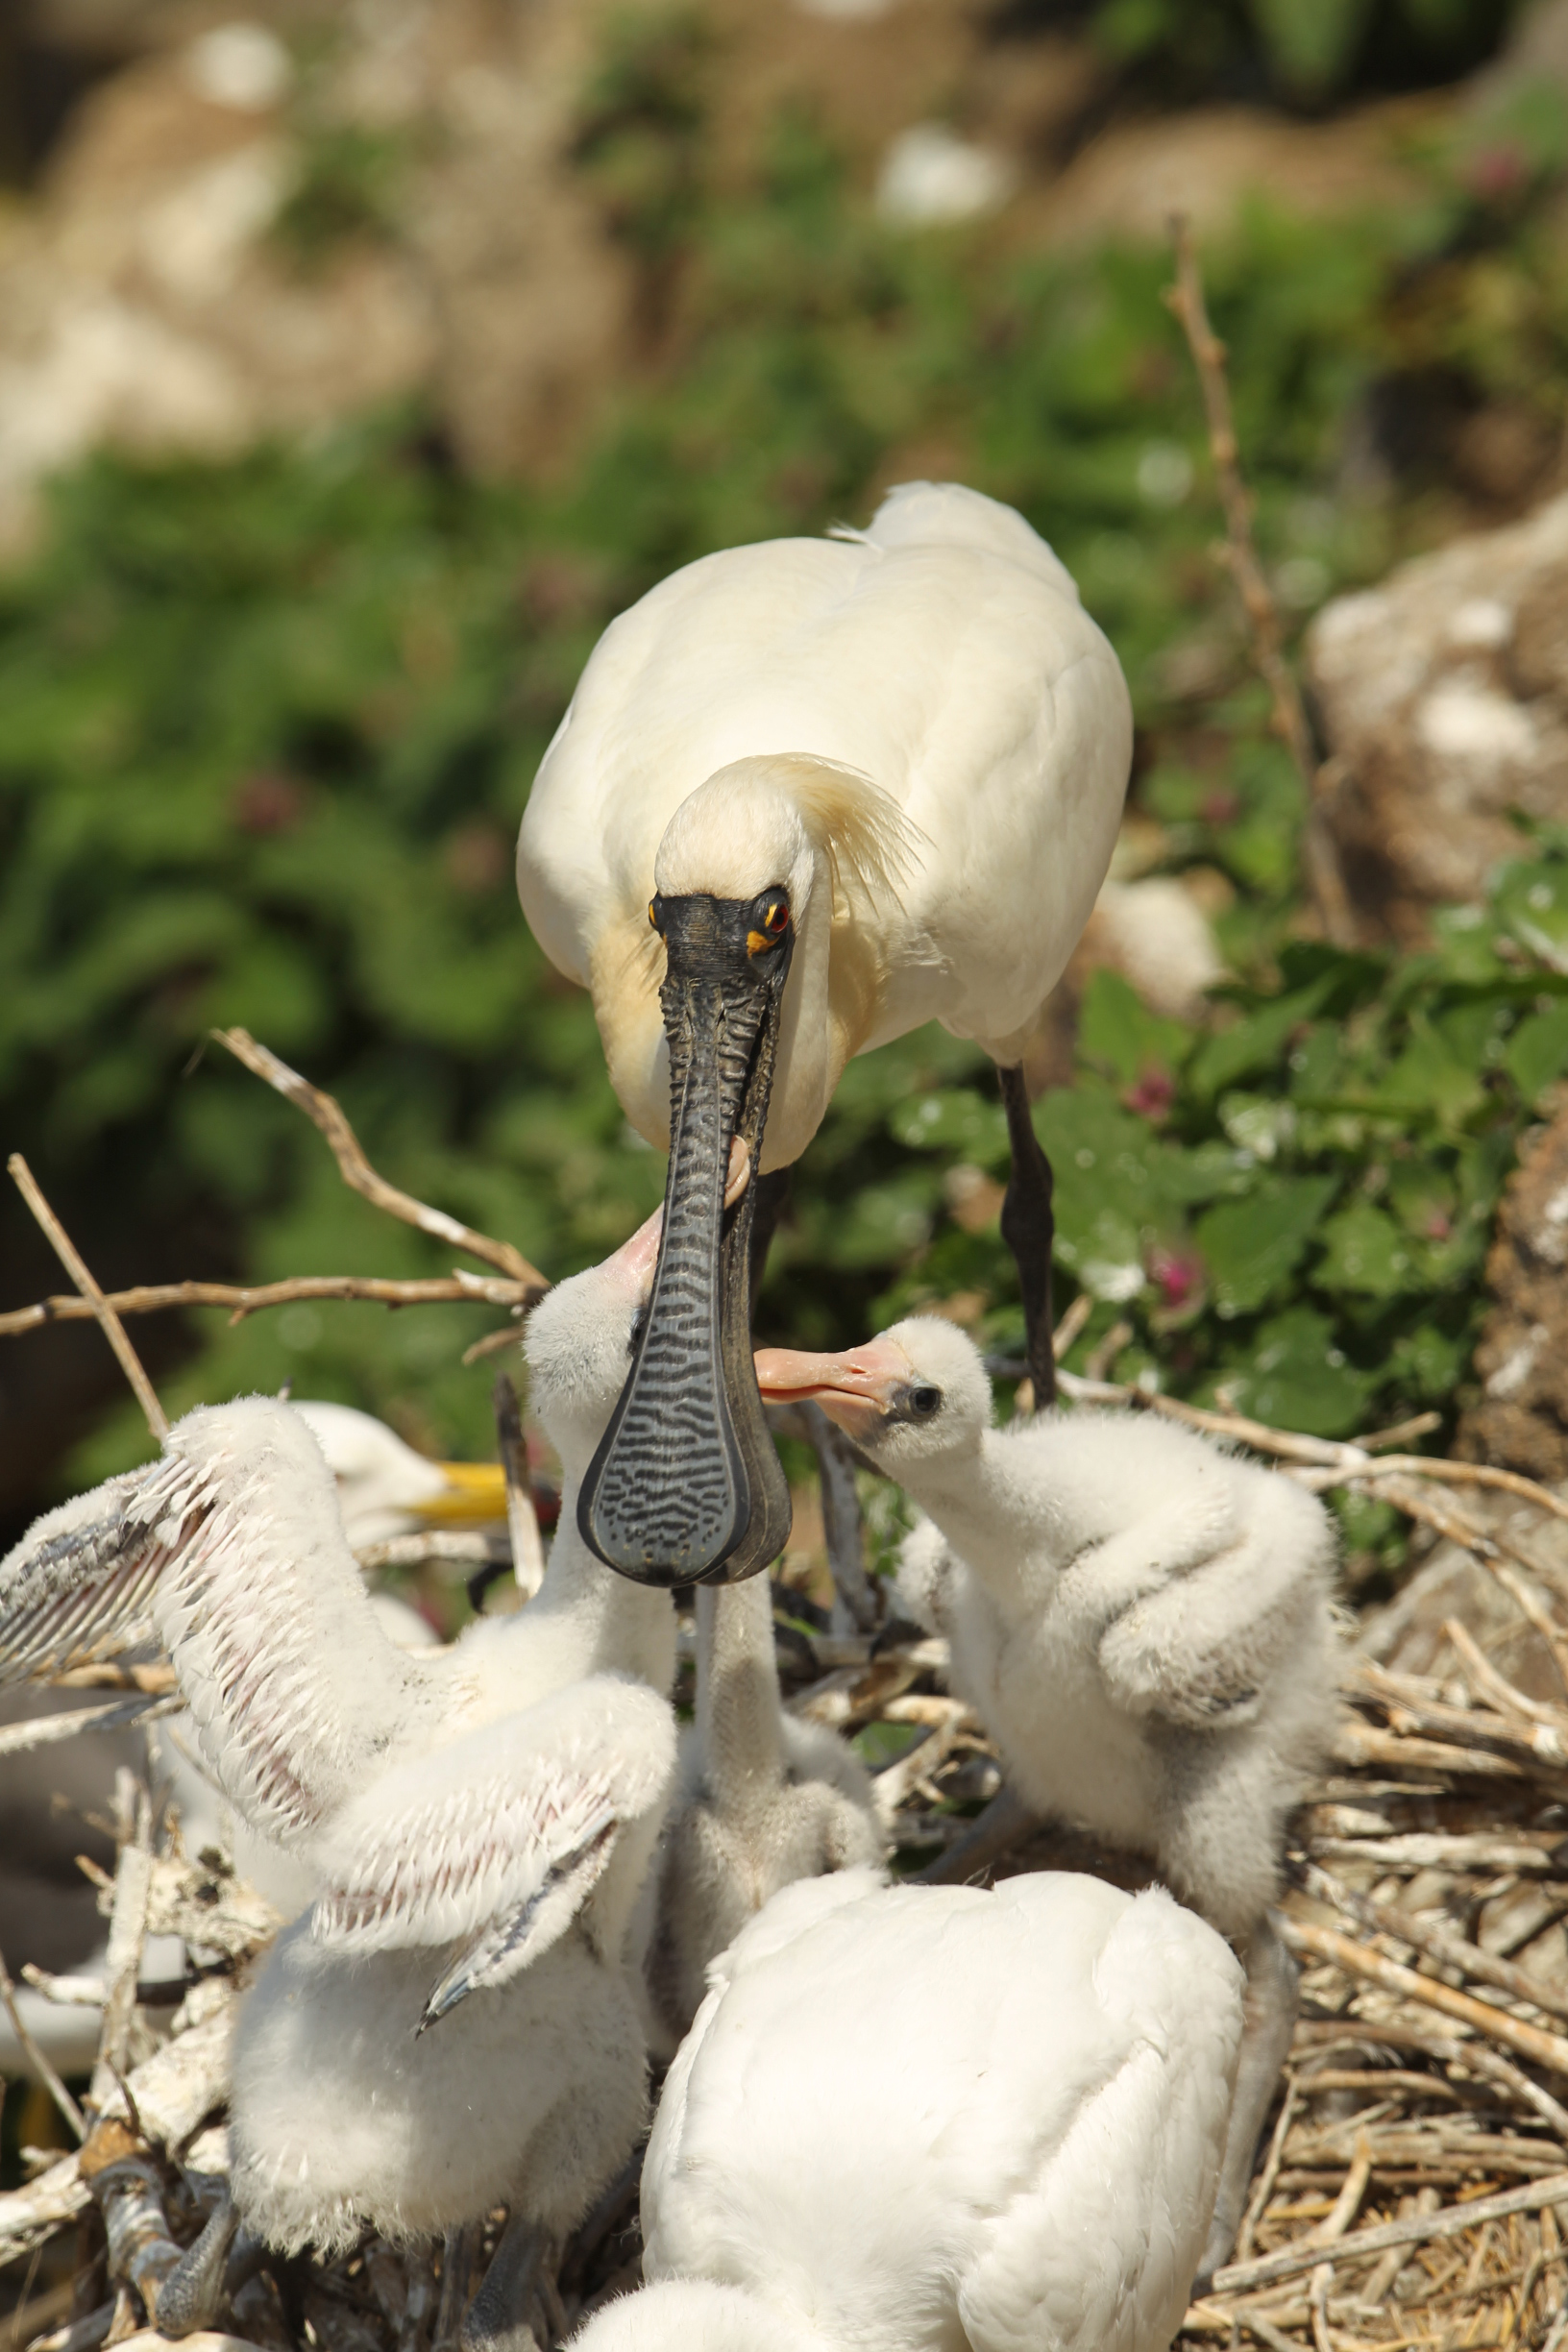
[773,755,923,919]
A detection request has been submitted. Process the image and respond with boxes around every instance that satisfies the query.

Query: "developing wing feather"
[311,1675,676,1975]
[0,1397,422,1850]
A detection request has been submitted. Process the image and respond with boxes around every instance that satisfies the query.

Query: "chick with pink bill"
[756,1317,1341,2276]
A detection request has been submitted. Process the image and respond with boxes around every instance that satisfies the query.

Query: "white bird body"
[0,1218,679,2255]
[754,1319,1341,2271]
[518,481,1133,1174]
[574,1865,1246,2352]
[634,1574,883,2054]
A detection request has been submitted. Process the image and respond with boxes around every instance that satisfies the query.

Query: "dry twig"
[1164,214,1355,947]
[0,1946,85,2143]
[494,1373,546,1603]
[7,1157,167,1442]
[0,1271,534,1339]
[212,1029,547,1294]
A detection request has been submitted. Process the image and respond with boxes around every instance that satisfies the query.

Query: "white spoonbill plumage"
[517,480,1132,1587]
[0,1215,678,2292]
[634,1572,883,2054]
[754,1316,1341,2276]
[571,1865,1245,2352]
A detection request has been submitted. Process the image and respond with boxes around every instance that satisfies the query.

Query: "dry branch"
[7,1157,167,1442]
[1297,1854,1568,2028]
[1276,1915,1568,2081]
[1211,2173,1568,2296]
[0,1947,85,2143]
[1164,214,1355,948]
[0,1272,533,1339]
[0,1697,181,1762]
[493,1373,545,1603]
[212,1030,547,1294]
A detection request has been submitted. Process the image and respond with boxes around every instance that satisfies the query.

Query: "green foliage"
[871,875,1568,1437]
[1084,0,1518,107]
[3,51,1567,1510]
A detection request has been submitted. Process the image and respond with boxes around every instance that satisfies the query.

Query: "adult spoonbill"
[754,1317,1340,2275]
[517,480,1132,1586]
[0,1216,680,2340]
[572,1866,1244,2352]
[635,1573,882,2053]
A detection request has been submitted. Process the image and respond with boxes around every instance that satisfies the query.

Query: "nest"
[7,1553,1568,2352]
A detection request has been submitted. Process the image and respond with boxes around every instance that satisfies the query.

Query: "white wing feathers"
[310,1677,676,2022]
[0,1397,419,1850]
[0,1459,204,1679]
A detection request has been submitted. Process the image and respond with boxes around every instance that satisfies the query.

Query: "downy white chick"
[0,1216,677,2289]
[572,1865,1245,2352]
[756,1317,1341,2276]
[635,1574,884,2054]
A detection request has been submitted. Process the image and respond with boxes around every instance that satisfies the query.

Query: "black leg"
[459,2216,546,2352]
[747,1165,792,1308]
[997,1063,1056,1410]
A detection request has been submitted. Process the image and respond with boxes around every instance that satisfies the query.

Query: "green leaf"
[1213,1305,1375,1436]
[1195,1174,1338,1315]
[1248,0,1372,97]
[1077,968,1193,1089]
[1316,1197,1420,1298]
[1187,982,1333,1101]
[1507,1001,1568,1106]
[888,1089,1010,1164]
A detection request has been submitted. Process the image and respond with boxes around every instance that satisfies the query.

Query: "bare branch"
[0,1946,85,2143]
[0,1697,180,1763]
[7,1157,168,1442]
[211,1029,549,1295]
[1275,1914,1568,2082]
[1164,213,1357,948]
[493,1373,545,1602]
[0,1270,532,1340]
[1211,2172,1568,2297]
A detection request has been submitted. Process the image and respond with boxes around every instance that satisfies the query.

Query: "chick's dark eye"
[910,1385,942,1417]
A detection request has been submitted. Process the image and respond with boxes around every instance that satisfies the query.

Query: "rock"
[875,123,1014,226]
[1080,874,1227,1023]
[0,0,634,545]
[1026,99,1431,249]
[1307,493,1568,938]
[1458,1088,1568,1484]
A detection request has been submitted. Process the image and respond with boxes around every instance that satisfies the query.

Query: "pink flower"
[1148,1245,1203,1311]
[1124,1067,1176,1122]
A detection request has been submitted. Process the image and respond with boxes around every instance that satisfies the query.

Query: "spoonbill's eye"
[747,891,793,956]
[909,1385,943,1417]
[649,895,665,933]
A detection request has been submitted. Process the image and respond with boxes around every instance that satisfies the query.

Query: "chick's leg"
[1198,1918,1299,2284]
[459,2216,544,2352]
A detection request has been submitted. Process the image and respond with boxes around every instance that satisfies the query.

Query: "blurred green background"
[3,0,1566,1581]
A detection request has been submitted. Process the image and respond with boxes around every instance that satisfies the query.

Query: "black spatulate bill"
[578,890,794,1585]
